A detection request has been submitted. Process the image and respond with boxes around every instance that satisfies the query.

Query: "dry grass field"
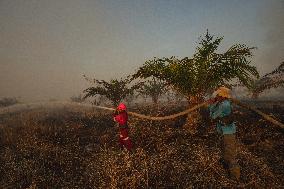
[0,102,283,188]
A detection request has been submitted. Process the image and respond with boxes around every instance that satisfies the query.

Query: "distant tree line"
[0,97,19,107]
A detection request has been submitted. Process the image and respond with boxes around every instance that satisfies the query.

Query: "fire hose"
[91,100,284,129]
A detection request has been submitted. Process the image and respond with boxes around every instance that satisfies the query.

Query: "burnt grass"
[0,103,283,188]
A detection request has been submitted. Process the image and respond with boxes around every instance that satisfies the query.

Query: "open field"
[0,102,283,188]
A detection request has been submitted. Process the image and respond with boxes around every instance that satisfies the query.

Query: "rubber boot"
[229,165,240,181]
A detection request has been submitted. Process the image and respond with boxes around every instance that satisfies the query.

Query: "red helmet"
[117,103,127,111]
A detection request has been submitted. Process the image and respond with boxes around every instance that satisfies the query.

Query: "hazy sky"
[0,0,283,102]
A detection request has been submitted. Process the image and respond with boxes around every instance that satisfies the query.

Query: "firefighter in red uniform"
[113,103,133,151]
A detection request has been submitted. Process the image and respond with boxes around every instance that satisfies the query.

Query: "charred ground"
[0,102,283,188]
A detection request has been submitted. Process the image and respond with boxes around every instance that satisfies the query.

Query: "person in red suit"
[113,103,133,151]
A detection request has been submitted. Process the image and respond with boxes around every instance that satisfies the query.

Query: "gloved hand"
[207,98,217,104]
[113,109,119,116]
[210,118,218,125]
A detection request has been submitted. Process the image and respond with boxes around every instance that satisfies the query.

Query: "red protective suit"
[114,111,133,151]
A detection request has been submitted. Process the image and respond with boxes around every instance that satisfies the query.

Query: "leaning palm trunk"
[152,95,159,104]
[183,95,203,134]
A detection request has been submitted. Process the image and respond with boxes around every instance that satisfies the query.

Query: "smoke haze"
[0,0,283,102]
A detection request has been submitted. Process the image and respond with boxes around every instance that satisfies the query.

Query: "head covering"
[214,86,232,98]
[117,103,127,111]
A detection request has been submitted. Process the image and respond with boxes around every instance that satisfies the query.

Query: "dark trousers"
[222,134,240,180]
